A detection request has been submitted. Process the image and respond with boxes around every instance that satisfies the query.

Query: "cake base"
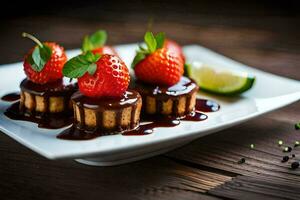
[132,76,199,117]
[57,90,142,140]
[19,78,77,114]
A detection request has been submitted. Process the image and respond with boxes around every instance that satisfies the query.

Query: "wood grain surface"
[0,1,300,199]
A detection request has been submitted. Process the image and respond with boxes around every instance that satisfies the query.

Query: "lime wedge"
[186,62,255,95]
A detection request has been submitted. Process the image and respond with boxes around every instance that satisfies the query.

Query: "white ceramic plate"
[0,44,300,166]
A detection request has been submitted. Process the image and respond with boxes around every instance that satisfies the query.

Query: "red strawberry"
[134,48,183,86]
[164,39,185,63]
[63,52,129,98]
[82,30,118,57]
[22,33,67,84]
[132,32,184,86]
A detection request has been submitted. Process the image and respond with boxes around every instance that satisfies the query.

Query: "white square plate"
[0,44,300,166]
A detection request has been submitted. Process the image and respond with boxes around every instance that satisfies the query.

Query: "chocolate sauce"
[1,92,20,102]
[182,111,208,121]
[57,109,208,139]
[122,112,208,136]
[4,102,73,129]
[72,90,140,110]
[133,76,199,98]
[57,125,102,140]
[195,99,220,112]
[122,118,180,136]
[20,78,77,96]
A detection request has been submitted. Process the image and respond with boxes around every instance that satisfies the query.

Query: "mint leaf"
[90,30,107,46]
[131,52,146,68]
[30,44,52,72]
[63,55,90,78]
[85,51,100,63]
[82,36,93,53]
[131,32,167,68]
[63,51,100,78]
[144,32,156,53]
[155,32,165,49]
[82,30,107,52]
[87,63,97,75]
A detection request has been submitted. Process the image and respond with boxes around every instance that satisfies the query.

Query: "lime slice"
[186,62,255,95]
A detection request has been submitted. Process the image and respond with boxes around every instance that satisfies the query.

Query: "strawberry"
[63,52,129,98]
[22,33,67,84]
[132,32,184,86]
[164,39,185,63]
[82,30,118,56]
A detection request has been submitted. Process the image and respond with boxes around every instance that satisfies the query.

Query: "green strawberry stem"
[22,32,43,48]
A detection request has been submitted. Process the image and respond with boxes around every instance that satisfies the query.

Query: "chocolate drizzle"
[1,92,20,102]
[133,76,199,99]
[20,78,77,96]
[195,99,220,112]
[5,102,73,129]
[59,108,209,139]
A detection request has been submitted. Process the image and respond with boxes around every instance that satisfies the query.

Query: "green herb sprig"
[22,32,52,72]
[82,30,107,53]
[63,51,100,78]
[131,31,165,68]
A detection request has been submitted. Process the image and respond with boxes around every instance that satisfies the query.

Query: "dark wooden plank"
[167,117,300,180]
[167,116,300,199]
[0,132,228,200]
[210,175,300,200]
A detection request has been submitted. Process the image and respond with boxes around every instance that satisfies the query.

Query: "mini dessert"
[61,51,142,138]
[71,89,141,133]
[133,77,198,117]
[131,32,198,117]
[20,33,77,116]
[81,29,118,56]
[4,33,77,129]
[20,78,76,114]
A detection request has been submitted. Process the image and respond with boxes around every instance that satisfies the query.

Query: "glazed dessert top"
[20,78,78,96]
[71,90,141,110]
[133,76,199,97]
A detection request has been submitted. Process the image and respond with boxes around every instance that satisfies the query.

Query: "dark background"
[1,0,300,79]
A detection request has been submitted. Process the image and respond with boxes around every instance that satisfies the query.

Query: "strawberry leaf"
[87,63,97,75]
[131,52,145,68]
[155,32,165,49]
[82,36,93,53]
[85,51,101,63]
[30,44,52,72]
[144,32,157,53]
[82,30,107,52]
[131,31,166,68]
[63,51,101,78]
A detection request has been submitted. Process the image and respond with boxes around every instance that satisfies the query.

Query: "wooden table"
[1,1,300,199]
